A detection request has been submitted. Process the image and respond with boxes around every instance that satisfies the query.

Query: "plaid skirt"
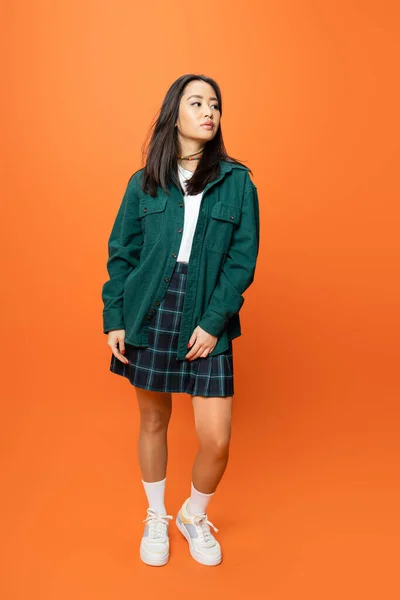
[109,261,234,397]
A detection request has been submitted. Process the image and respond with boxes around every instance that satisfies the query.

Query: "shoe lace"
[143,508,173,540]
[193,513,219,547]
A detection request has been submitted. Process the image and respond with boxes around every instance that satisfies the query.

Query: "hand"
[185,326,218,361]
[107,329,129,364]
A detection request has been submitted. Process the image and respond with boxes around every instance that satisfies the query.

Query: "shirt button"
[179,202,183,207]
[172,253,177,258]
[151,309,156,314]
[178,227,183,233]
[143,207,147,213]
[230,215,234,220]
[155,300,160,305]
[164,277,169,282]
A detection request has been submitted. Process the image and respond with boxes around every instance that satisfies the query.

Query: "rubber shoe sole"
[140,539,170,566]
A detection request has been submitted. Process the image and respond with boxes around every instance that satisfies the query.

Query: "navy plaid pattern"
[109,261,234,397]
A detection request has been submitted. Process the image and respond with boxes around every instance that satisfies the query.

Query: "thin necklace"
[177,149,204,161]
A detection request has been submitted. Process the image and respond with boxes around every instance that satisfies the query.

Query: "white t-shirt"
[176,164,203,263]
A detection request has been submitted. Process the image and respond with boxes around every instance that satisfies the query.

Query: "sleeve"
[197,180,260,338]
[101,176,143,334]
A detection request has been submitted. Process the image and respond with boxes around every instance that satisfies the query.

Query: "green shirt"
[102,159,260,360]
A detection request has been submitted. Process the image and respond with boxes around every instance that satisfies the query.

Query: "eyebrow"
[186,94,219,102]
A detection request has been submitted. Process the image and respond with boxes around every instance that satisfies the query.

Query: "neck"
[178,157,199,173]
[177,140,205,172]
[178,141,204,157]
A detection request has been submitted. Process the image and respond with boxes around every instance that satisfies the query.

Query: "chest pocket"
[205,201,242,254]
[139,196,168,246]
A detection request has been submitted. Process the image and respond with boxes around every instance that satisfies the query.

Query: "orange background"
[1,1,399,598]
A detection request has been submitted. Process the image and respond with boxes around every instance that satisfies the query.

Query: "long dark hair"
[139,73,250,197]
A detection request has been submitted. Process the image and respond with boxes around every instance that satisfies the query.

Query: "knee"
[140,410,170,434]
[199,434,231,459]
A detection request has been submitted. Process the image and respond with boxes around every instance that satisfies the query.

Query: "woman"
[101,74,260,567]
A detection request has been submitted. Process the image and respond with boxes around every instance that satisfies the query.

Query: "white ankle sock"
[188,481,215,515]
[142,477,167,515]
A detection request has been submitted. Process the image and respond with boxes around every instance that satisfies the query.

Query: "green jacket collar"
[195,159,250,194]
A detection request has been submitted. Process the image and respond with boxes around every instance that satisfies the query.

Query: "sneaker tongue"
[197,523,216,547]
[149,521,166,538]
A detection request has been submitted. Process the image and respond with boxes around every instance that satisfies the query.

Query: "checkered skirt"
[109,261,234,397]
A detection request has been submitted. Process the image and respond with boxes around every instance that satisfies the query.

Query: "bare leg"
[135,387,172,482]
[191,395,233,494]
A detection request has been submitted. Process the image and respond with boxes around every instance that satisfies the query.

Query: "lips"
[201,122,214,128]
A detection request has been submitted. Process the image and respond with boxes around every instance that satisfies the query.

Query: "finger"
[198,343,216,359]
[185,340,197,357]
[111,342,129,364]
[116,350,129,364]
[200,345,214,358]
[185,344,200,360]
[186,345,205,361]
[187,336,197,349]
[118,351,129,364]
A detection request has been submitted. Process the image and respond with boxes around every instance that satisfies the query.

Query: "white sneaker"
[140,508,173,566]
[176,498,222,566]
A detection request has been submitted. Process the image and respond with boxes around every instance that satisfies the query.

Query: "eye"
[191,102,220,110]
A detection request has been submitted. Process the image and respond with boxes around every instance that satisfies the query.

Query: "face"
[175,80,220,144]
